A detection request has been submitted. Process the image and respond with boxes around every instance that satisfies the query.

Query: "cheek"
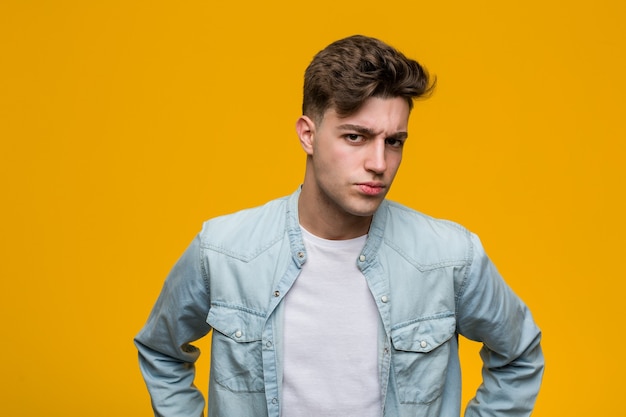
[316,143,351,167]
[388,153,403,173]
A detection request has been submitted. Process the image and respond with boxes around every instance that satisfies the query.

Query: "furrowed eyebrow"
[337,123,409,141]
[337,124,377,136]
[388,132,409,141]
[337,124,408,140]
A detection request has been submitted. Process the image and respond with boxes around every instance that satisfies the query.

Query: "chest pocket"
[207,305,266,393]
[390,314,456,404]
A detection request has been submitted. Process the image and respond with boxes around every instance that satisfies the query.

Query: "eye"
[345,134,365,143]
[385,138,405,148]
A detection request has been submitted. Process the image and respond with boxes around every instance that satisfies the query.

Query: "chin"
[346,202,383,217]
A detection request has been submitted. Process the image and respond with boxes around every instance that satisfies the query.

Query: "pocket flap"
[391,315,456,353]
[207,305,266,343]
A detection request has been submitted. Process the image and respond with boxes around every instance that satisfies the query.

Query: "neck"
[298,186,372,240]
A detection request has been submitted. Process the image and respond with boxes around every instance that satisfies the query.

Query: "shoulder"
[381,200,473,267]
[198,195,289,257]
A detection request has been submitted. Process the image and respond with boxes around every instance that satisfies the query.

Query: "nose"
[364,139,387,174]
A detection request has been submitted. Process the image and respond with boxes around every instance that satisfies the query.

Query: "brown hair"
[303,35,434,123]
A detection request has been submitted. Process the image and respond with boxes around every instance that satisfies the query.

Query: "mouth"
[356,182,386,196]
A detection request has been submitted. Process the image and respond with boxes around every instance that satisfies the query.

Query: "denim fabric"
[135,188,544,417]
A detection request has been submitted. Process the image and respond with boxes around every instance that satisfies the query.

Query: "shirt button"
[381,295,389,303]
[234,330,242,338]
[274,291,280,297]
[271,398,278,405]
[383,347,390,355]
[359,254,366,262]
[266,341,273,348]
[297,251,305,259]
[420,341,428,348]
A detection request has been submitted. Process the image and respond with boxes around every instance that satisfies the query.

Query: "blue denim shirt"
[135,188,544,417]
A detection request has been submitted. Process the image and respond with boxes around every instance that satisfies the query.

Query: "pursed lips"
[356,182,386,195]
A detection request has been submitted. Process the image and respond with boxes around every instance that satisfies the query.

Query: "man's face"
[298,96,410,222]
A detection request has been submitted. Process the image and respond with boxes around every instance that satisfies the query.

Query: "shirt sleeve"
[134,234,212,417]
[457,232,544,417]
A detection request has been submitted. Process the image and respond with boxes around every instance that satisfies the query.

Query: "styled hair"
[303,35,434,123]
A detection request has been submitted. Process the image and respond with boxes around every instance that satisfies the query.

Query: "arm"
[458,233,544,417]
[134,235,212,417]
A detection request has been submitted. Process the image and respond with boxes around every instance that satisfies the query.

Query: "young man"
[135,35,544,417]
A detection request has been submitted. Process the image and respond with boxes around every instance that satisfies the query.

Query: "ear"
[295,115,316,156]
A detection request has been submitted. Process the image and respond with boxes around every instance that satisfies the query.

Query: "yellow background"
[1,1,624,415]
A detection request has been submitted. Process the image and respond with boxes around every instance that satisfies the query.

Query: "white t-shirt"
[282,227,381,417]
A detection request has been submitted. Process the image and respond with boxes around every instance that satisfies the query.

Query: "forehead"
[321,97,410,130]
